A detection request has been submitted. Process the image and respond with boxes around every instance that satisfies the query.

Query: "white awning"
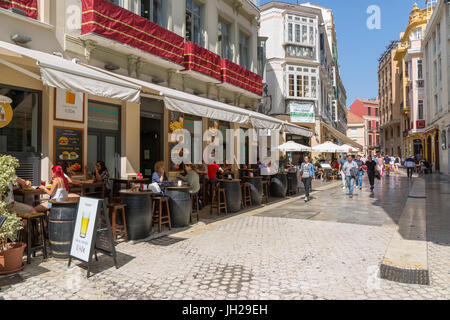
[0,41,141,103]
[284,122,313,138]
[164,96,249,124]
[80,64,313,136]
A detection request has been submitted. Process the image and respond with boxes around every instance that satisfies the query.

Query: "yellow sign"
[0,95,13,128]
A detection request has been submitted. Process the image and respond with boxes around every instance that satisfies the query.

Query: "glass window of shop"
[87,101,121,178]
[184,114,202,164]
[0,85,41,183]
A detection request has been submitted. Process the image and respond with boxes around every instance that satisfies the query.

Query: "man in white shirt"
[343,155,359,198]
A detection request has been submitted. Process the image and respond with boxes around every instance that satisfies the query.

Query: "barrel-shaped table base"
[49,202,78,259]
[165,188,191,228]
[270,174,288,198]
[120,192,152,241]
[287,172,298,195]
[242,177,263,206]
[221,180,242,213]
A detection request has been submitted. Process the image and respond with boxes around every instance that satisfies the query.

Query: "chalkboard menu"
[54,127,84,174]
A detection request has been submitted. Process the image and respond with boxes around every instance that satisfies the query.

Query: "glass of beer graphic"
[80,211,90,238]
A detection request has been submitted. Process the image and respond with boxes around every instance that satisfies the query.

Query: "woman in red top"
[207,163,223,182]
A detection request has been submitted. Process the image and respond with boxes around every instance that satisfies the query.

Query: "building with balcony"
[348,99,380,156]
[423,0,449,174]
[378,40,402,157]
[258,1,357,157]
[394,3,432,160]
[0,0,312,183]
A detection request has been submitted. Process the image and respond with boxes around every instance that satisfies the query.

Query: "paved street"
[1,173,449,300]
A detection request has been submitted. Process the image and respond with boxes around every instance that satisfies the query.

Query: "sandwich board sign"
[68,197,117,278]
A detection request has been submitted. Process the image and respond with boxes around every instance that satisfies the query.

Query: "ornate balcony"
[81,0,185,66]
[0,0,37,19]
[220,59,263,96]
[183,42,221,82]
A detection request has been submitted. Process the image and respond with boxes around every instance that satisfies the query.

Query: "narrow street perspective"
[1,173,449,300]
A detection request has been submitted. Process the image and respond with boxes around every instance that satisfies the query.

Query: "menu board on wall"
[54,127,84,173]
[54,88,85,123]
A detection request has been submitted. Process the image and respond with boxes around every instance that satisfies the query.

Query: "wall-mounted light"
[152,77,164,84]
[9,8,27,16]
[104,63,120,71]
[10,34,32,44]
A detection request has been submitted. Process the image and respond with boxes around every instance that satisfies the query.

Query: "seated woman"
[33,166,69,213]
[86,161,111,197]
[58,162,82,198]
[152,161,168,184]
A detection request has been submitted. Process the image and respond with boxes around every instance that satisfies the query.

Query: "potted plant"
[0,154,25,275]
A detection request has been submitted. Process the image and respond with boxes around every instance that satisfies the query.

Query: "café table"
[164,185,192,228]
[13,187,45,206]
[70,181,105,198]
[48,197,79,259]
[219,179,242,213]
[119,189,153,241]
[111,178,150,198]
[270,173,288,197]
[238,168,256,179]
[241,176,263,206]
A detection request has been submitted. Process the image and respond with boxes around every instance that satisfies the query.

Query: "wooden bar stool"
[262,179,270,204]
[151,196,171,233]
[18,212,47,264]
[190,192,200,223]
[107,203,128,242]
[241,182,252,208]
[210,183,227,215]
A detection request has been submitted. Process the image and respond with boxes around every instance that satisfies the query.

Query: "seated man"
[7,177,33,215]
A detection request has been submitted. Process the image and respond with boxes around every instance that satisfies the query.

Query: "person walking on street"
[376,154,384,176]
[299,156,316,202]
[405,155,415,179]
[355,155,364,190]
[343,155,359,198]
[365,155,377,192]
[383,154,391,176]
[339,154,348,189]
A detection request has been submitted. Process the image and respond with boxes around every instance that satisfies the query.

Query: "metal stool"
[190,192,200,223]
[151,196,171,233]
[18,212,47,264]
[107,203,128,242]
[210,183,227,215]
[241,182,252,208]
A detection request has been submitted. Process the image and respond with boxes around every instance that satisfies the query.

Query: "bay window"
[286,65,318,99]
[186,0,204,47]
[286,15,317,46]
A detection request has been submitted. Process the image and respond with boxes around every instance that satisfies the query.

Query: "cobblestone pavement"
[1,173,449,300]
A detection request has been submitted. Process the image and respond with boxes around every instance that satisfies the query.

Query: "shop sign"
[55,88,85,123]
[54,127,84,173]
[0,95,13,128]
[416,120,426,129]
[289,101,315,123]
[68,198,117,278]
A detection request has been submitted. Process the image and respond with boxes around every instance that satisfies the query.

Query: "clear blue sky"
[258,0,427,107]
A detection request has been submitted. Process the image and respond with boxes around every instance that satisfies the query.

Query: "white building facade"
[259,1,356,153]
[423,0,450,175]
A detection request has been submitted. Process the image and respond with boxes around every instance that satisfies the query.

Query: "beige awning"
[322,122,363,150]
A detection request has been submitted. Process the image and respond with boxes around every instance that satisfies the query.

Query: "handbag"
[374,170,381,180]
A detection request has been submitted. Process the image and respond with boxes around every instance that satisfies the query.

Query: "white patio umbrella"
[339,144,360,153]
[276,141,312,152]
[311,141,342,153]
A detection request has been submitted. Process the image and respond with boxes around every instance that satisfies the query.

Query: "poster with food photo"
[54,127,84,174]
